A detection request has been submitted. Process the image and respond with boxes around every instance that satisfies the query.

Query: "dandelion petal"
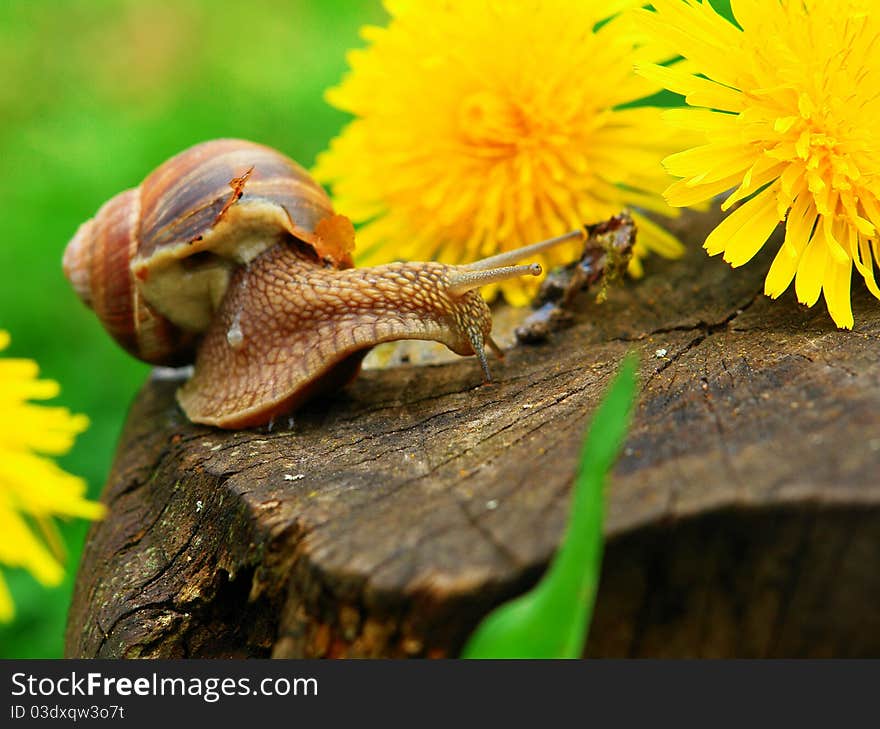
[795,228,829,308]
[704,186,781,267]
[823,258,854,330]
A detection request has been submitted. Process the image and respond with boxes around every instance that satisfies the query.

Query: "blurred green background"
[0,0,385,658]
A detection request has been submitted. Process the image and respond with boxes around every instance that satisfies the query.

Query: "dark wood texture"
[65,210,880,658]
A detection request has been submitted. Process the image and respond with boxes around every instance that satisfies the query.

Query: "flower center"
[458,90,533,155]
[768,88,870,215]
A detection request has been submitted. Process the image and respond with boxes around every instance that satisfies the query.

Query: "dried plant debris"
[515,213,636,344]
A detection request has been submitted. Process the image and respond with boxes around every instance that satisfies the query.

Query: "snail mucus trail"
[63,139,592,429]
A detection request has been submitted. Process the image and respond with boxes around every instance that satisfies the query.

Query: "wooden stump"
[65,210,880,658]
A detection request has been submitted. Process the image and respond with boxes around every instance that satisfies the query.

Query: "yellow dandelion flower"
[0,331,105,621]
[314,0,688,306]
[637,0,880,329]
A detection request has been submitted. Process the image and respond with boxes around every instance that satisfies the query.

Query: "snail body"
[64,139,583,428]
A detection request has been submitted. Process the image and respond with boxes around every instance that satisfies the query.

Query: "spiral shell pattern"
[63,139,353,365]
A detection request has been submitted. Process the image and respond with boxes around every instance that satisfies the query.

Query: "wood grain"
[65,209,880,658]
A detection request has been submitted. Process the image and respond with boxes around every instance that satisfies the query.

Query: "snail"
[63,139,585,429]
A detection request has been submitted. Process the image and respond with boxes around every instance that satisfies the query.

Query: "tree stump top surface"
[67,210,880,658]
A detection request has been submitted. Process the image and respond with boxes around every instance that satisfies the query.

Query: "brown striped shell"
[63,139,355,365]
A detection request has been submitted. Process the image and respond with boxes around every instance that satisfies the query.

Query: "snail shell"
[63,138,354,365]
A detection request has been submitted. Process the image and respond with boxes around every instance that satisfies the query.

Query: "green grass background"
[0,0,386,659]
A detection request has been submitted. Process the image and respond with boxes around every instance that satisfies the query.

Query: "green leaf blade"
[462,354,638,659]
